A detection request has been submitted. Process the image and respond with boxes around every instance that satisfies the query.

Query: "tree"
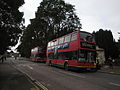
[0,0,24,54]
[35,0,81,41]
[94,29,119,61]
[19,0,81,57]
[116,32,120,56]
[17,24,37,57]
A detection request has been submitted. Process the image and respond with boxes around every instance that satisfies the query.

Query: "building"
[96,46,105,65]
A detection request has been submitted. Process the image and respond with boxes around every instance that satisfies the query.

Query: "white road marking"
[109,82,120,87]
[27,65,33,70]
[18,64,33,70]
[58,70,86,78]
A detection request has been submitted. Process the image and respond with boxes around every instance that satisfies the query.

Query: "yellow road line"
[31,88,39,90]
[22,72,40,90]
[11,62,48,90]
[22,71,48,90]
[12,66,40,90]
[35,81,48,90]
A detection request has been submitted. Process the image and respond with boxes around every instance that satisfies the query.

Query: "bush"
[114,58,120,66]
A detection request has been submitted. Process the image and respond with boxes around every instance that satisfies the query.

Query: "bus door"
[78,50,95,63]
[53,47,58,64]
[87,52,95,63]
[69,51,78,65]
[57,52,65,65]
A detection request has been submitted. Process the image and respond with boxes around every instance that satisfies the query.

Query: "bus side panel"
[68,61,96,68]
[68,60,78,66]
[69,41,79,51]
[36,58,46,62]
[56,59,65,65]
[31,57,37,61]
[47,59,57,64]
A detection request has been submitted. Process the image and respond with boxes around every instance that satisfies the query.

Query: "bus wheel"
[64,63,69,70]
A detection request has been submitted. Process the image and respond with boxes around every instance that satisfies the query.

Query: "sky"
[19,0,120,41]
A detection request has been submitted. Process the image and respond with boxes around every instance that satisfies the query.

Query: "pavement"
[98,65,120,75]
[0,59,40,90]
[0,58,120,90]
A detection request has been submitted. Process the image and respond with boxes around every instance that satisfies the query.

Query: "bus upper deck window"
[64,35,71,43]
[71,33,77,41]
[54,39,58,45]
[48,42,51,47]
[51,41,54,46]
[59,37,64,44]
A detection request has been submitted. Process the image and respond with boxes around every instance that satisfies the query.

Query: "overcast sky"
[20,0,120,41]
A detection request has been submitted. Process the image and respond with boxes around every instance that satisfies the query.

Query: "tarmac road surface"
[3,57,120,90]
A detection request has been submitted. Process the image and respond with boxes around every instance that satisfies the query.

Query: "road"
[8,57,120,90]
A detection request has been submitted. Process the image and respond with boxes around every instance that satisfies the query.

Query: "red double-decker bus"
[46,30,97,71]
[31,46,46,62]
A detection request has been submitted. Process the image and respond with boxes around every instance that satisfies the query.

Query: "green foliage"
[116,33,120,58]
[18,0,81,57]
[94,29,119,61]
[0,0,24,54]
[36,0,81,38]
